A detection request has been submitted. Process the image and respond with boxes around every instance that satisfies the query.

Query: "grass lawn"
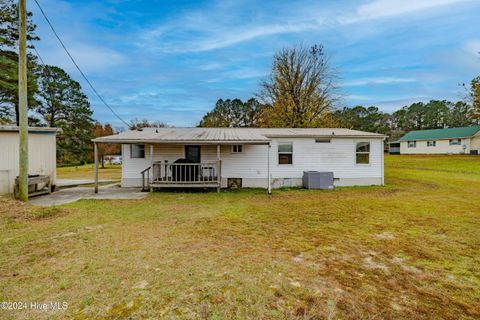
[1,155,479,319]
[57,164,122,181]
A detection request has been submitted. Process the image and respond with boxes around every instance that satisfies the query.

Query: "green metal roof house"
[397,126,480,155]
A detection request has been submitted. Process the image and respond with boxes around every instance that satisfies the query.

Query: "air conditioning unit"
[303,171,334,190]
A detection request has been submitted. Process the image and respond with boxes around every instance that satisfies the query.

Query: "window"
[131,144,145,158]
[427,141,436,147]
[408,141,416,148]
[278,143,293,164]
[449,139,461,146]
[356,142,370,164]
[232,145,243,153]
[315,139,331,143]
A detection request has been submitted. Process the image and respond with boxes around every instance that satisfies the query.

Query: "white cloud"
[39,43,127,73]
[342,0,473,24]
[344,77,417,86]
[464,40,480,57]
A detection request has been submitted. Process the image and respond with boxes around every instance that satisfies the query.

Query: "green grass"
[57,164,121,180]
[1,155,479,319]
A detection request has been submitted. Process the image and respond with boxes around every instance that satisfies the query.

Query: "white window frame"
[355,141,370,165]
[408,141,416,148]
[130,144,145,159]
[427,141,436,147]
[231,145,243,153]
[278,142,293,165]
[449,139,461,146]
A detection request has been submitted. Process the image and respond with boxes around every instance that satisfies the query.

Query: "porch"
[92,134,272,193]
[141,161,220,190]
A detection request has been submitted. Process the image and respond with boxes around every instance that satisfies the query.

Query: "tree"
[36,65,94,165]
[471,76,480,122]
[93,122,120,168]
[199,98,264,127]
[0,0,40,124]
[334,106,391,134]
[129,118,169,130]
[447,101,474,127]
[258,44,338,127]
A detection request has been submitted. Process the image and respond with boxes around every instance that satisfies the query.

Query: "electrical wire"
[32,0,130,127]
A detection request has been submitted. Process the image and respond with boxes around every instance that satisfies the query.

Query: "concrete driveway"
[30,184,147,206]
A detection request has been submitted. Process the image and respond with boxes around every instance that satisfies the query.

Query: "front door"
[185,145,201,163]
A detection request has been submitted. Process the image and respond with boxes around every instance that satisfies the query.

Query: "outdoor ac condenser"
[303,171,334,190]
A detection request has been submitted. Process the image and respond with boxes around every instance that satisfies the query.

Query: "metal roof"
[93,127,385,144]
[0,125,60,134]
[398,126,480,141]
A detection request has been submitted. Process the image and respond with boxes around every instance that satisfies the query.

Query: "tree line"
[199,45,480,141]
[0,0,122,165]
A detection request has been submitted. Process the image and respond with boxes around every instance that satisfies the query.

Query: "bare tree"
[128,118,169,130]
[258,44,338,127]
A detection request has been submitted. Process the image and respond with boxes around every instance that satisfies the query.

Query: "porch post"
[267,143,271,194]
[94,142,99,193]
[150,144,154,180]
[217,144,221,193]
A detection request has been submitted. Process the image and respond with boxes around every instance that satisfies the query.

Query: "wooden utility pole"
[18,0,29,202]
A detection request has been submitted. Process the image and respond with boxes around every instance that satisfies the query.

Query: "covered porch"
[139,144,224,191]
[92,128,273,193]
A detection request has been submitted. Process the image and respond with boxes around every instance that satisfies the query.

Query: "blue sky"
[30,0,480,127]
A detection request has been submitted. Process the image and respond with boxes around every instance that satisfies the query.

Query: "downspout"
[381,138,385,186]
[267,143,271,194]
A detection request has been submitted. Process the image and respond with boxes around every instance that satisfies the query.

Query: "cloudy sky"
[30,0,480,127]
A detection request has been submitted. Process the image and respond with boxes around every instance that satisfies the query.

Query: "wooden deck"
[142,161,221,191]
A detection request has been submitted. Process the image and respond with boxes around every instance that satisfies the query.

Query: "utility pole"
[18,0,29,202]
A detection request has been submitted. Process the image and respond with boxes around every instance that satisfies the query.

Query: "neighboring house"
[0,126,59,194]
[105,155,122,165]
[93,128,385,191]
[397,126,480,155]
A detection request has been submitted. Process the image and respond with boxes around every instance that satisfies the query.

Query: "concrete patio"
[30,184,147,206]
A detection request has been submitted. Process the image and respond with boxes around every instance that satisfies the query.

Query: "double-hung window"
[278,143,293,164]
[449,139,461,146]
[131,144,145,158]
[408,141,416,148]
[356,142,370,164]
[427,141,436,147]
[232,145,243,153]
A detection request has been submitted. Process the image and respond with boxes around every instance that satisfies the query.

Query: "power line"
[32,0,130,127]
[30,42,45,65]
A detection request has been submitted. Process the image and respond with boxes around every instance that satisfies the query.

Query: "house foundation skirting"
[122,177,383,189]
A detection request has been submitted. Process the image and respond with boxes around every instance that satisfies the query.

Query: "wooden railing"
[152,161,219,184]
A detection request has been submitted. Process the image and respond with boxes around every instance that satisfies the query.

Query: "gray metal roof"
[93,127,385,144]
[0,125,60,133]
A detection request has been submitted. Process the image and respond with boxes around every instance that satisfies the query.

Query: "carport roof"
[93,127,385,144]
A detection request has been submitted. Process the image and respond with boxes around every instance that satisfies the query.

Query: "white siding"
[121,138,384,188]
[0,132,56,194]
[471,132,480,152]
[400,139,471,154]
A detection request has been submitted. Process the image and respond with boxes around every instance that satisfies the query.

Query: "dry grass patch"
[0,155,479,319]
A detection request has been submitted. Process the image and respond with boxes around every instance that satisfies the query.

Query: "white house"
[397,126,480,155]
[0,126,59,194]
[93,128,385,191]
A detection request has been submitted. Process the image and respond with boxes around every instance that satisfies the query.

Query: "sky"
[30,0,480,127]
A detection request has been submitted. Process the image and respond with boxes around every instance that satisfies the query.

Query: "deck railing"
[153,161,218,183]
